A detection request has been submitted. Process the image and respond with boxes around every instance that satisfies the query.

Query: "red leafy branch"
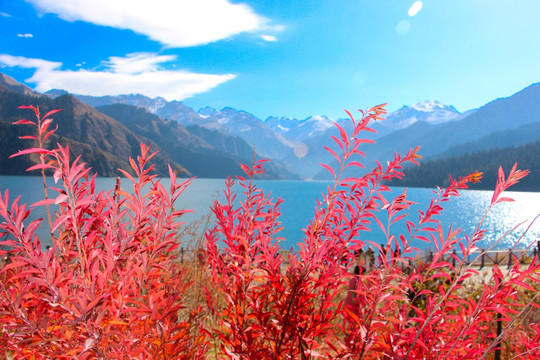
[1,106,207,358]
[1,104,538,359]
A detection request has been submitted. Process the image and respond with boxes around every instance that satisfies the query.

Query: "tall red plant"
[204,105,539,359]
[1,103,539,359]
[1,106,207,358]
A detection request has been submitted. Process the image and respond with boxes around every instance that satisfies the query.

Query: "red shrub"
[1,104,538,359]
[1,106,207,359]
[204,105,539,359]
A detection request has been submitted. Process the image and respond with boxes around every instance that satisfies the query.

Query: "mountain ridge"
[392,140,540,191]
[45,88,470,146]
[0,73,40,97]
[44,88,474,177]
[312,82,540,180]
[0,90,184,177]
[5,73,540,183]
[1,75,298,179]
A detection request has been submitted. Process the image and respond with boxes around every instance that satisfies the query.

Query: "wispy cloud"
[261,35,278,42]
[0,53,235,100]
[105,53,177,74]
[0,12,11,17]
[17,33,34,38]
[408,1,423,17]
[27,0,280,47]
[0,55,61,71]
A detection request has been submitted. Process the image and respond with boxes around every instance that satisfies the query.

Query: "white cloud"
[27,0,278,47]
[0,53,235,100]
[261,35,277,42]
[0,12,11,17]
[17,33,34,38]
[105,53,177,74]
[408,1,423,17]
[0,55,61,72]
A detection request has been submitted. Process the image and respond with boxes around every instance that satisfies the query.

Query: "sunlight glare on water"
[1,176,539,252]
[449,190,540,249]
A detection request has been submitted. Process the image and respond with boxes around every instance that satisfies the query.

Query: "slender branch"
[479,292,540,359]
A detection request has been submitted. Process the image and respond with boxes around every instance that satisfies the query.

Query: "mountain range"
[0,74,296,179]
[2,73,540,189]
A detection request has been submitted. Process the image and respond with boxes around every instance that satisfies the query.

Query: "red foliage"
[204,105,539,359]
[1,104,539,359]
[1,106,207,358]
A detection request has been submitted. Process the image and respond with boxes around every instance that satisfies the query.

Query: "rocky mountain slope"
[0,90,180,177]
[11,73,540,184]
[1,74,296,179]
[313,82,540,180]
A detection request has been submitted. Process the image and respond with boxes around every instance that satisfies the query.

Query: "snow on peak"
[382,100,462,131]
[411,100,447,112]
[307,114,332,123]
[197,106,219,117]
[304,115,334,131]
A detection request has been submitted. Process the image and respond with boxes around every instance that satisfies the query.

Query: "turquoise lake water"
[1,176,539,252]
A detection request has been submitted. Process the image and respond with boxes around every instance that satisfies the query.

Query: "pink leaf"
[336,122,349,147]
[320,163,335,178]
[52,214,70,232]
[55,194,69,204]
[0,261,28,272]
[323,146,341,164]
[13,119,36,125]
[240,164,251,176]
[26,163,55,172]
[345,161,365,168]
[9,148,52,158]
[330,135,345,153]
[53,170,62,183]
[31,198,57,207]
[496,197,515,204]
[42,108,63,120]
[42,129,56,141]
[12,119,35,126]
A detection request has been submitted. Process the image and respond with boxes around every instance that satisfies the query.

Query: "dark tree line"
[391,141,540,191]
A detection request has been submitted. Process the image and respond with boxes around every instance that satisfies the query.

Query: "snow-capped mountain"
[196,107,293,159]
[6,72,540,186]
[45,90,205,126]
[265,115,335,143]
[264,116,299,134]
[373,100,466,137]
[47,89,466,150]
[43,89,479,178]
[154,101,202,126]
[198,106,220,118]
[265,101,466,145]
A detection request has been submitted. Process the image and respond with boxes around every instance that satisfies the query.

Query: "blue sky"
[1,0,539,120]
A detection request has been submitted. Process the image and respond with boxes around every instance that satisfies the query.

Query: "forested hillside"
[392,141,540,191]
[97,104,299,179]
[0,90,175,177]
[0,78,298,179]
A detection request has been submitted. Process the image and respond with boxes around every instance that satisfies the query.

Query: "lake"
[1,175,539,252]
